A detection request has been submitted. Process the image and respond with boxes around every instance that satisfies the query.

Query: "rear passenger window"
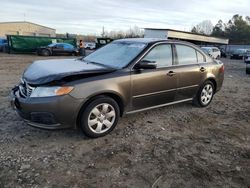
[197,51,205,63]
[142,44,172,68]
[176,45,197,65]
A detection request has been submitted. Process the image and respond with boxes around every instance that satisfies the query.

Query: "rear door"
[131,43,178,110]
[52,44,64,55]
[174,44,202,101]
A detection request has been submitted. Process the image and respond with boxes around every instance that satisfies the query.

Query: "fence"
[7,35,76,53]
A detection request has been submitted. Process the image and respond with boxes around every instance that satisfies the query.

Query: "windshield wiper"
[83,60,116,69]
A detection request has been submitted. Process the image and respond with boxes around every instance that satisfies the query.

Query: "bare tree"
[104,26,144,39]
[191,20,214,35]
[246,16,250,25]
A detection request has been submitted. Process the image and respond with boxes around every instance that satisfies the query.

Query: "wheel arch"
[76,92,125,128]
[205,77,217,91]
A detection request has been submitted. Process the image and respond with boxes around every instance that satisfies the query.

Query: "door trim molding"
[133,88,176,99]
[132,85,198,99]
[126,98,193,114]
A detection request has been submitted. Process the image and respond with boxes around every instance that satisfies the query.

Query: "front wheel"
[193,81,215,107]
[246,67,250,74]
[79,96,120,138]
[41,49,50,56]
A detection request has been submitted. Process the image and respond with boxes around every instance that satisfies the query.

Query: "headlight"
[30,86,74,98]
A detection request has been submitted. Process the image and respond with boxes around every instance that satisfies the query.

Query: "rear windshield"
[235,49,247,53]
[201,48,211,53]
[0,39,7,44]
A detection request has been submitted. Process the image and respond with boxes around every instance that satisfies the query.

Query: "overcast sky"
[0,0,249,35]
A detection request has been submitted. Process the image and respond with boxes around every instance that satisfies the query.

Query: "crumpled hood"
[23,59,114,85]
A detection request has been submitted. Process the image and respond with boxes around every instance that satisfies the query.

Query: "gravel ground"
[0,53,249,188]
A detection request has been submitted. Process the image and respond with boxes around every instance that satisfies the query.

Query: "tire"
[41,49,50,56]
[246,68,250,74]
[193,81,215,107]
[79,96,120,138]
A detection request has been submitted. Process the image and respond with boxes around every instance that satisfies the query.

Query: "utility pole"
[101,26,105,37]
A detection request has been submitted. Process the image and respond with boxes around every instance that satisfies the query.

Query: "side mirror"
[135,60,157,69]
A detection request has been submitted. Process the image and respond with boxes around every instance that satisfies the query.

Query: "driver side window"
[63,44,74,50]
[56,44,64,48]
[142,44,172,68]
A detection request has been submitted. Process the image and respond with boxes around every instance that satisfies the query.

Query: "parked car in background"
[11,38,224,138]
[95,38,113,49]
[84,42,96,50]
[245,52,250,74]
[246,62,250,74]
[220,48,227,58]
[230,49,250,60]
[37,43,79,56]
[0,38,7,52]
[201,47,221,59]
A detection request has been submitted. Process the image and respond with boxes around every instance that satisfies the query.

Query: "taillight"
[219,65,224,73]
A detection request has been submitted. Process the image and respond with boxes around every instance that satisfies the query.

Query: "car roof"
[115,38,167,43]
[201,47,218,49]
[114,38,195,46]
[236,49,248,50]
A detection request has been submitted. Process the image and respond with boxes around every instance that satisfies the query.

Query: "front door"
[131,44,178,110]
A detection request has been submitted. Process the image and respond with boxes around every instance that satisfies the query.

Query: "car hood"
[23,59,115,85]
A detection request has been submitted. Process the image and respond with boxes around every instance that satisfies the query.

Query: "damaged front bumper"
[10,85,82,129]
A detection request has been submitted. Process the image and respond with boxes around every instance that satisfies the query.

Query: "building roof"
[144,28,229,45]
[0,21,55,31]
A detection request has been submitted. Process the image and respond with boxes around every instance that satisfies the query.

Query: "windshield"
[83,42,147,69]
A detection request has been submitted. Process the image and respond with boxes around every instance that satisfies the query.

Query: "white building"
[144,28,229,45]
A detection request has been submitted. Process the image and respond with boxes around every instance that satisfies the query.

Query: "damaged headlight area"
[30,86,74,98]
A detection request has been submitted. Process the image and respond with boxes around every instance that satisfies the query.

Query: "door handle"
[167,71,176,76]
[200,67,206,72]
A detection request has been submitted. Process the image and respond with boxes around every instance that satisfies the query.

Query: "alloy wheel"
[200,84,213,105]
[87,103,116,134]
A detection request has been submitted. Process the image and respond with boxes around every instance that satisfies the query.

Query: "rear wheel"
[193,81,215,107]
[79,96,120,138]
